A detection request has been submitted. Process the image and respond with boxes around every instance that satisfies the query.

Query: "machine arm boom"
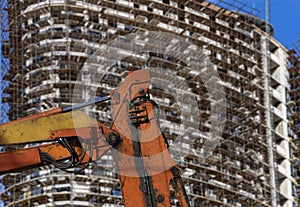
[0,69,190,207]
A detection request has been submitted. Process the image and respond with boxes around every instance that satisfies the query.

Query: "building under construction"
[0,0,297,206]
[288,44,300,207]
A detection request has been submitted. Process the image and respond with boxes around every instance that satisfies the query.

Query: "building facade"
[288,46,300,206]
[0,0,297,206]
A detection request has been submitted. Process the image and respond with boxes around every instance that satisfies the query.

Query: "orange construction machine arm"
[0,103,112,174]
[0,69,190,207]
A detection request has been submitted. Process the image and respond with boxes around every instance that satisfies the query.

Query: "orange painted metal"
[0,119,112,174]
[110,69,190,207]
[139,102,177,207]
[50,127,102,140]
[135,101,189,207]
[50,126,112,161]
[0,134,111,175]
[39,138,85,161]
[0,138,85,174]
[0,69,190,206]
[110,70,152,206]
[0,147,41,174]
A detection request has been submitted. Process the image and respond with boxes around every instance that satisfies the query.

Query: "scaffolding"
[0,0,295,206]
[288,44,300,206]
[0,0,9,123]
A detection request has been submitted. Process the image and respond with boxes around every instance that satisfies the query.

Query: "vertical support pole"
[263,0,277,206]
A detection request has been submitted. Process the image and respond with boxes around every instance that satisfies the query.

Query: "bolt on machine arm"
[0,69,190,207]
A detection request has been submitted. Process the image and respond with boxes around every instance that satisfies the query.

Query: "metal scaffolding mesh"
[0,0,9,123]
[0,0,296,207]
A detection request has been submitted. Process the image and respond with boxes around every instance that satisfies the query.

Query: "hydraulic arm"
[0,69,190,207]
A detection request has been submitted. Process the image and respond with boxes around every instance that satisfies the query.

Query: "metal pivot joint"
[107,131,121,147]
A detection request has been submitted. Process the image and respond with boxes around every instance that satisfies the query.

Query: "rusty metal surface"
[110,70,190,207]
[0,147,41,174]
[0,138,87,174]
[0,110,97,145]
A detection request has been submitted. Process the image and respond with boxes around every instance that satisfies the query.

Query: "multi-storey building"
[0,0,9,123]
[0,0,297,206]
[288,46,300,206]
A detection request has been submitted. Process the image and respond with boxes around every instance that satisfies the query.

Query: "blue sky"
[258,0,300,49]
[208,0,300,49]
